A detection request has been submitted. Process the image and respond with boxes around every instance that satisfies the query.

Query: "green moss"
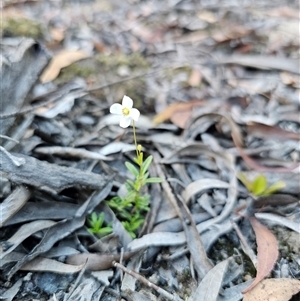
[57,63,94,83]
[176,270,196,299]
[1,17,43,39]
[96,52,149,70]
[164,65,192,81]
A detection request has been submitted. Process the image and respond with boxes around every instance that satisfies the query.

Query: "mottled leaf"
[243,278,300,301]
[242,217,279,293]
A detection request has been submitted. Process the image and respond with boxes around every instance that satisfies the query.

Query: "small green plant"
[238,173,285,197]
[87,212,113,237]
[87,96,163,239]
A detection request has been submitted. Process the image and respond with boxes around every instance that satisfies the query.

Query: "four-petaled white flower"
[110,95,140,128]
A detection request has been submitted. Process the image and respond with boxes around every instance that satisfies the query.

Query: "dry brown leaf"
[40,50,89,83]
[20,257,85,274]
[49,28,65,42]
[197,10,217,23]
[280,72,300,88]
[174,30,212,44]
[0,186,31,227]
[170,111,192,129]
[242,217,279,293]
[188,69,202,87]
[247,122,300,141]
[243,278,300,301]
[153,100,205,126]
[212,26,252,43]
[232,133,299,172]
[66,252,136,271]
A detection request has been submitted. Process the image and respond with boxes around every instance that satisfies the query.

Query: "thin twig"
[34,146,113,161]
[231,220,257,267]
[0,147,26,167]
[0,135,19,143]
[113,261,184,301]
[0,82,85,119]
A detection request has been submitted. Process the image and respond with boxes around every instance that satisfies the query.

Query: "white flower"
[110,95,140,128]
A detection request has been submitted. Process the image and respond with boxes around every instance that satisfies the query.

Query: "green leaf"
[125,161,139,177]
[252,175,268,196]
[126,190,136,203]
[141,155,153,175]
[126,179,135,190]
[145,177,163,184]
[97,227,113,235]
[91,212,98,223]
[262,181,286,196]
[237,173,253,192]
[142,171,150,180]
[140,172,150,186]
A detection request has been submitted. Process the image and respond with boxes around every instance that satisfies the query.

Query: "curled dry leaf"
[188,69,202,87]
[219,55,300,74]
[40,50,90,83]
[182,178,229,202]
[242,217,279,294]
[255,212,300,233]
[189,258,230,301]
[232,132,298,172]
[20,257,85,274]
[243,278,300,301]
[247,122,300,141]
[0,185,31,227]
[66,252,136,271]
[0,220,57,260]
[153,100,206,127]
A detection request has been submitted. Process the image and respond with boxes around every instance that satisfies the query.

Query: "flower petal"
[130,108,140,122]
[122,95,133,109]
[119,116,132,128]
[110,103,123,115]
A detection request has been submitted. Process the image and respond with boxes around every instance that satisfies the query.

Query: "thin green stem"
[132,120,139,162]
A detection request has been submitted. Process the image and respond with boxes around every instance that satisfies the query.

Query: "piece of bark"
[0,151,112,194]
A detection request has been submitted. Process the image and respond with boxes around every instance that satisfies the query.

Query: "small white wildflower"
[110,95,140,128]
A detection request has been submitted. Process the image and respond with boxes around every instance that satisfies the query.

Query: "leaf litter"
[0,1,299,300]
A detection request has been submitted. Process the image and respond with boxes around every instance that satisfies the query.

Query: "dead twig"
[34,146,113,161]
[113,261,184,301]
[153,152,213,280]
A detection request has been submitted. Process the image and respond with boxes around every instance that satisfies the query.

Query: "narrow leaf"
[237,173,253,192]
[0,186,31,227]
[126,179,135,189]
[141,155,153,175]
[145,177,163,183]
[262,181,286,196]
[20,257,85,273]
[189,258,230,301]
[252,175,267,196]
[125,162,139,177]
[91,212,97,223]
[242,217,279,293]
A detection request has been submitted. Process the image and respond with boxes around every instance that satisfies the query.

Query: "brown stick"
[113,261,184,301]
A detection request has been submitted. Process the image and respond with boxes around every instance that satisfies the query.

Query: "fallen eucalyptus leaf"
[242,217,279,293]
[243,278,300,301]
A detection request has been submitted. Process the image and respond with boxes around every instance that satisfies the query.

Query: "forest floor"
[0,1,299,300]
